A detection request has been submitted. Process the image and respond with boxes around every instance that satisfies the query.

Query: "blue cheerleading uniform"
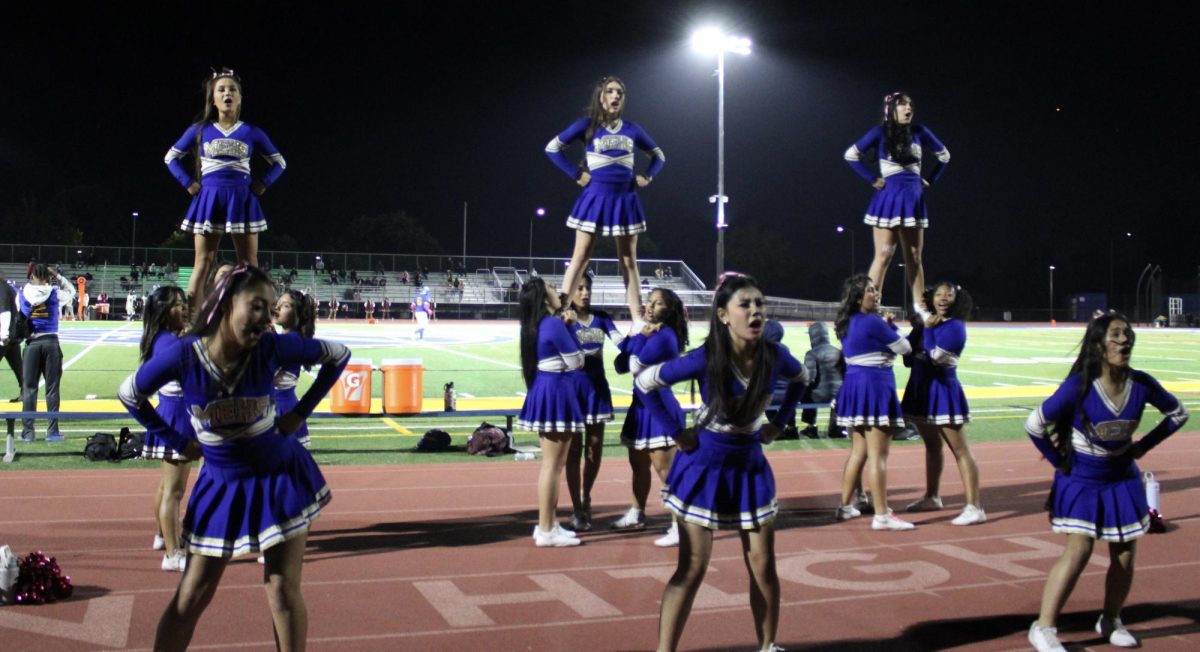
[119,332,350,557]
[835,313,911,427]
[901,319,970,425]
[545,117,666,236]
[570,311,623,424]
[616,328,684,450]
[636,343,808,529]
[273,361,310,448]
[142,331,197,461]
[844,124,949,229]
[518,316,588,433]
[1025,371,1188,541]
[165,121,286,234]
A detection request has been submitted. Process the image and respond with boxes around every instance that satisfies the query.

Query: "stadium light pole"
[1049,265,1056,323]
[692,27,751,282]
[836,225,855,276]
[131,211,139,266]
[529,207,545,273]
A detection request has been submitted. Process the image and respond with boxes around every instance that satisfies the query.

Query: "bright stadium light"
[691,26,751,280]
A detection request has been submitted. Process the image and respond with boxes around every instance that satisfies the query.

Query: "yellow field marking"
[380,417,413,435]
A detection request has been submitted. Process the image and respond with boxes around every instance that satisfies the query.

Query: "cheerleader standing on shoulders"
[164,68,286,314]
[518,277,589,547]
[563,273,622,532]
[844,92,949,318]
[273,289,318,448]
[545,75,666,320]
[612,287,689,547]
[1025,313,1188,652]
[901,282,985,525]
[833,274,915,530]
[139,286,197,572]
[119,266,349,651]
[634,273,807,652]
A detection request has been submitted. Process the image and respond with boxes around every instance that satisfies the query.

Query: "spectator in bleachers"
[381,297,391,319]
[18,264,71,442]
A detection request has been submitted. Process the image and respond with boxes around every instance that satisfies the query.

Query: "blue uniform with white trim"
[273,360,310,448]
[142,330,197,461]
[834,313,910,427]
[636,343,808,529]
[545,118,665,236]
[570,311,622,424]
[120,332,349,557]
[901,318,970,425]
[616,327,684,449]
[518,316,588,433]
[165,121,285,234]
[844,124,948,229]
[1025,370,1188,541]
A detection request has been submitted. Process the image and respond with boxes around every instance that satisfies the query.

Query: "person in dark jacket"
[800,322,844,438]
[19,264,73,441]
[0,272,25,401]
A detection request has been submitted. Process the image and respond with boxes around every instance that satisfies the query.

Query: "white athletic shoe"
[871,510,915,531]
[152,534,165,551]
[1096,615,1138,648]
[905,495,944,512]
[533,525,581,547]
[161,550,186,573]
[257,556,265,564]
[552,524,576,539]
[1028,622,1066,652]
[610,507,645,530]
[835,504,862,521]
[951,504,987,526]
[854,491,873,513]
[654,522,679,547]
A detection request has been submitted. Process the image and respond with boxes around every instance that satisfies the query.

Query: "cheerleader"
[411,285,432,340]
[273,289,317,448]
[563,273,622,532]
[1026,314,1188,652]
[634,273,806,652]
[545,75,666,321]
[612,287,688,548]
[901,282,985,525]
[518,277,588,547]
[164,68,286,313]
[119,266,349,651]
[844,92,949,317]
[833,274,915,530]
[139,286,196,572]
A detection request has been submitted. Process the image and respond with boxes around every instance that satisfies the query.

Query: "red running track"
[1,436,1198,651]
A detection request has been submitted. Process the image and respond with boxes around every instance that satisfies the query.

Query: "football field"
[4,319,1198,469]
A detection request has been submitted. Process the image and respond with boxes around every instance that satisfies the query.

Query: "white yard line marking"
[36,321,135,390]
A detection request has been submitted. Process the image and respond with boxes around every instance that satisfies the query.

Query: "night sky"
[3,1,1197,311]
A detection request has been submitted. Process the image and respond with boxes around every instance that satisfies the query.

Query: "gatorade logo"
[341,370,368,402]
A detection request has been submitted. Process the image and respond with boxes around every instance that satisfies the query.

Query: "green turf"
[3,321,1198,471]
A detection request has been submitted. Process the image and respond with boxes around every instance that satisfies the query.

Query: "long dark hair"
[881,91,915,164]
[278,288,316,338]
[139,286,187,363]
[584,75,625,142]
[192,68,242,178]
[925,281,974,322]
[834,274,873,341]
[190,265,272,337]
[650,287,689,352]
[698,273,775,430]
[519,277,552,388]
[1049,313,1135,466]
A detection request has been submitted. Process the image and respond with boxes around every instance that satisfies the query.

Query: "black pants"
[22,335,62,438]
[1,339,22,393]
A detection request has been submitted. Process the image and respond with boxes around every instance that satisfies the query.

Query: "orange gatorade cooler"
[382,358,424,414]
[331,359,373,414]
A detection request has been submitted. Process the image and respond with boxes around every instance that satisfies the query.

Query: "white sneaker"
[1096,615,1138,647]
[1028,622,1066,652]
[951,504,987,526]
[152,534,165,551]
[872,510,915,531]
[854,491,873,513]
[257,556,265,564]
[552,524,577,539]
[905,495,943,512]
[610,507,645,530]
[654,522,679,547]
[835,504,862,521]
[161,550,186,572]
[533,525,582,547]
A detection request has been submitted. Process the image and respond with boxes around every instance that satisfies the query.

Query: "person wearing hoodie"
[18,264,74,442]
[0,272,25,402]
[800,321,844,438]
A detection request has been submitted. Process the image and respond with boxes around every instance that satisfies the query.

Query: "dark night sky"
[3,1,1197,310]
